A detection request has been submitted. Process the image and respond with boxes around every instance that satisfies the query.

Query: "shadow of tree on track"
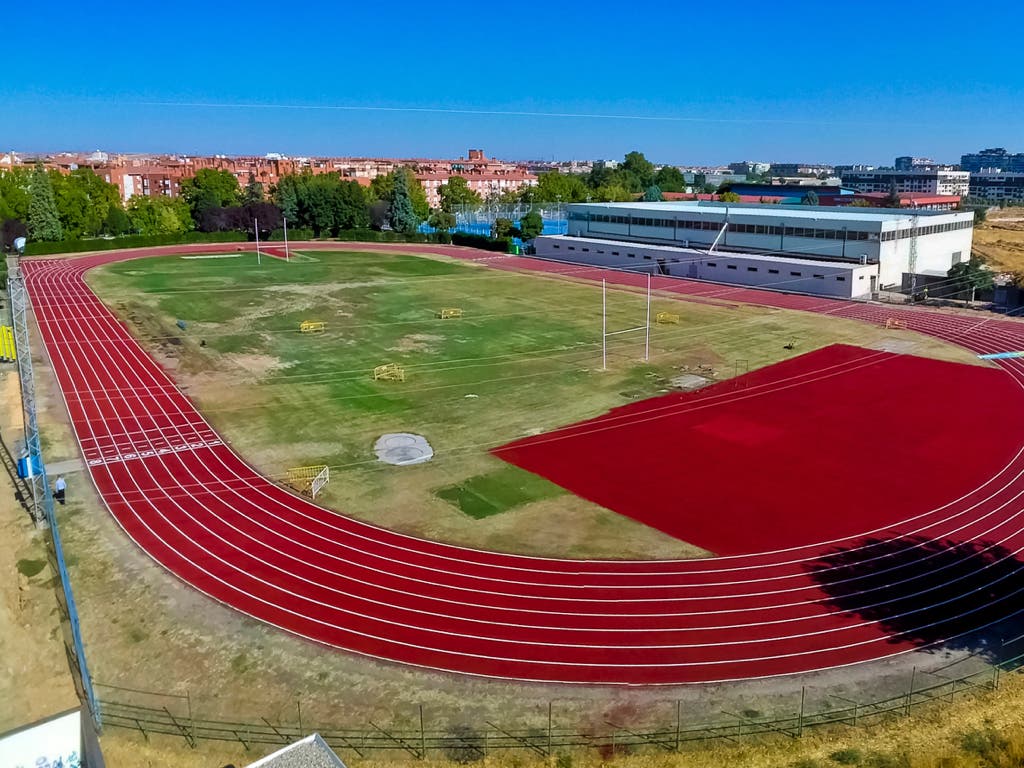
[806,535,1024,664]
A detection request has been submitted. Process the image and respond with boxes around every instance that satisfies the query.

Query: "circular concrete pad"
[375,433,434,466]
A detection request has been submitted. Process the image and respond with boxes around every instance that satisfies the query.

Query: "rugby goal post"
[602,275,651,370]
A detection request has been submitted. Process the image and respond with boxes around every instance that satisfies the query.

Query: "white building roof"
[570,201,971,223]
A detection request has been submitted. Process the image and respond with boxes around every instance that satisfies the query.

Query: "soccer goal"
[600,275,652,370]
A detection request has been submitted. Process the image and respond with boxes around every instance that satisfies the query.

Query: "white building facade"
[969,172,1024,203]
[540,201,974,295]
[840,169,971,196]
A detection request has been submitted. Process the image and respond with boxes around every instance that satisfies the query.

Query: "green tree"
[654,166,686,192]
[370,168,429,221]
[439,176,483,212]
[621,151,655,188]
[428,210,456,231]
[28,162,63,241]
[389,169,419,234]
[243,172,264,204]
[103,206,131,235]
[276,176,299,222]
[594,184,633,202]
[52,168,122,238]
[643,185,664,202]
[127,195,192,235]
[803,189,819,206]
[885,181,902,208]
[519,210,544,241]
[0,167,32,222]
[332,180,370,231]
[533,171,590,203]
[946,258,994,299]
[492,217,514,239]
[848,198,873,207]
[719,191,741,203]
[181,168,240,221]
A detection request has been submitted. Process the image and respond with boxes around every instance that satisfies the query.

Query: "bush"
[961,727,1008,760]
[451,232,512,252]
[24,230,246,255]
[268,227,315,241]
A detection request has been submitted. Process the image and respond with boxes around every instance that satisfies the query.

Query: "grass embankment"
[88,249,979,558]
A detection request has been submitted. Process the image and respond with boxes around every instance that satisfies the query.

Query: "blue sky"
[5,0,1022,165]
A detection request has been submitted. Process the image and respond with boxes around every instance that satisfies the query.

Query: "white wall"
[534,237,878,299]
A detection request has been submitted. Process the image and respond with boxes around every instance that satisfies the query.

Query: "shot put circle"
[375,433,434,466]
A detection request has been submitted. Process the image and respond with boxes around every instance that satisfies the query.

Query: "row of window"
[570,212,972,241]
[704,262,854,281]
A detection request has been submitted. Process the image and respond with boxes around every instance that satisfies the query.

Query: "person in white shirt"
[54,476,66,505]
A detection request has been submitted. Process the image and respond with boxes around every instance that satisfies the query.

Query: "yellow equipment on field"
[299,321,326,333]
[655,312,680,325]
[884,318,907,330]
[437,308,463,319]
[0,326,15,362]
[373,363,406,382]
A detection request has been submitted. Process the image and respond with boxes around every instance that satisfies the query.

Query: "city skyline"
[6,0,1022,165]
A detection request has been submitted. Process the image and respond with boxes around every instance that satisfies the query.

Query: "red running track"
[22,242,1024,685]
[494,344,1024,556]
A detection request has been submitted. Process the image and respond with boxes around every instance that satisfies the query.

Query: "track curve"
[22,242,1024,685]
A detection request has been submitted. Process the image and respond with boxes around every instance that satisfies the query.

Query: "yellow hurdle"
[299,321,326,333]
[437,308,463,319]
[373,363,406,382]
[884,318,907,330]
[655,311,680,325]
[0,326,15,362]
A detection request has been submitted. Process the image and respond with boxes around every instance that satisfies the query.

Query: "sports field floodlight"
[14,236,26,255]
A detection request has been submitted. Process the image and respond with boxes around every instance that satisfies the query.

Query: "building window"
[768,268,779,274]
[707,262,717,267]
[612,251,620,256]
[553,245,560,249]
[643,255,652,260]
[790,271,802,277]
[814,274,824,279]
[568,246,575,251]
[727,265,738,270]
[582,248,589,252]
[836,276,846,282]
[747,266,758,272]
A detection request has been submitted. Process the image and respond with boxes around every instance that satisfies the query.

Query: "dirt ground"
[972,208,1024,273]
[0,368,79,733]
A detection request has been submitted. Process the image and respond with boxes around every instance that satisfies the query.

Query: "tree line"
[0,150,705,252]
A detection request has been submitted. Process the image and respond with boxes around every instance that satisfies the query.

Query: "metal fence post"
[798,686,806,737]
[675,700,681,752]
[419,704,426,760]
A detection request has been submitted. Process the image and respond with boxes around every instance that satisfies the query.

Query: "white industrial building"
[533,201,975,299]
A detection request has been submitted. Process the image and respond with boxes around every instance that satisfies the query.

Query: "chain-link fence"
[92,645,1024,760]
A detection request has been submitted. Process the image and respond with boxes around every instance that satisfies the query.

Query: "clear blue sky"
[5,0,1022,165]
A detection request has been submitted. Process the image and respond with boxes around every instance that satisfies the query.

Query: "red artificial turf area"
[494,344,1024,556]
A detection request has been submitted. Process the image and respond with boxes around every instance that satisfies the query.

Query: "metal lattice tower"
[7,258,102,729]
[908,215,920,297]
[8,264,47,526]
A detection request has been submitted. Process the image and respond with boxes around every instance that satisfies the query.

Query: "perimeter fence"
[93,644,1024,760]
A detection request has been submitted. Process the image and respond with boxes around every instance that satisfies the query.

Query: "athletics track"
[21,242,1024,685]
